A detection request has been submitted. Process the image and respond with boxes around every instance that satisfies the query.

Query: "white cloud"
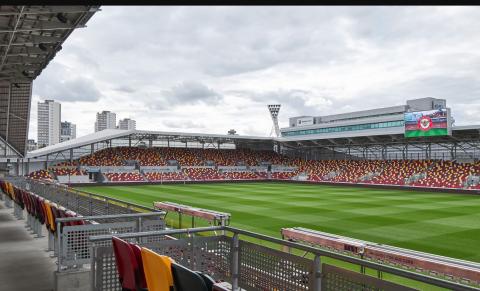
[29,6,480,139]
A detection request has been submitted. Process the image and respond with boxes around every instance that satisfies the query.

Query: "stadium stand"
[366,159,433,185]
[105,171,145,182]
[28,169,54,181]
[79,147,124,166]
[412,160,475,188]
[26,147,480,190]
[144,171,186,181]
[222,171,262,180]
[183,168,225,181]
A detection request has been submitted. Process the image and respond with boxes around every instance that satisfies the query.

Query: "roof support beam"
[0,6,25,72]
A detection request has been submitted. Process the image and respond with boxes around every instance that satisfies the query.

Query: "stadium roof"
[26,129,274,158]
[279,125,480,148]
[0,6,100,81]
[0,6,100,157]
[25,125,480,159]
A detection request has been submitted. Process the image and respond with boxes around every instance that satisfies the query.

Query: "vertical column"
[231,233,239,291]
[312,255,322,291]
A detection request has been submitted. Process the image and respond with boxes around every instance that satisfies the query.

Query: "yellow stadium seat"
[141,247,174,291]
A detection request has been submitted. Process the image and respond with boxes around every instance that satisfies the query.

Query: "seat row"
[112,236,222,291]
[0,180,84,240]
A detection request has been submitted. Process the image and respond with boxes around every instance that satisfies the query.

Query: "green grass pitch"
[77,182,480,263]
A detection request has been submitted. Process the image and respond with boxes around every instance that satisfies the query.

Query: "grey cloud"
[114,85,136,93]
[229,89,332,117]
[164,81,222,105]
[34,67,102,102]
[163,119,206,129]
[28,6,480,139]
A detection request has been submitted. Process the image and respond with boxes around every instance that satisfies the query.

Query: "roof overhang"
[26,129,275,159]
[0,5,100,81]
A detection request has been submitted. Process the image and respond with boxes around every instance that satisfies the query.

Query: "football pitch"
[77,182,480,263]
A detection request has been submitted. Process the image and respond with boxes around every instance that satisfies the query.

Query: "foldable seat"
[140,247,174,291]
[111,236,147,291]
[171,262,212,291]
[43,201,54,232]
[130,244,147,289]
[35,197,46,224]
[195,272,215,291]
[50,204,61,234]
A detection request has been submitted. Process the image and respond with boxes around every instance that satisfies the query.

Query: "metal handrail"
[55,211,165,223]
[73,188,154,212]
[89,226,479,291]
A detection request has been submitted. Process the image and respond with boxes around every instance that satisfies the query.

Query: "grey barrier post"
[89,194,93,215]
[18,204,24,219]
[25,213,31,229]
[5,196,12,207]
[57,220,62,271]
[48,231,54,251]
[313,255,322,291]
[76,194,79,213]
[36,219,43,237]
[231,233,239,291]
[90,241,96,291]
[190,232,195,270]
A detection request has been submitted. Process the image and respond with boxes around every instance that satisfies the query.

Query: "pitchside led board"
[404,109,451,138]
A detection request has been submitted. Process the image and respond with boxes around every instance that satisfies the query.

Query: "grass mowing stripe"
[77,182,480,264]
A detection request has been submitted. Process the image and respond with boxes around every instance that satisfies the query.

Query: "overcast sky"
[29,6,480,139]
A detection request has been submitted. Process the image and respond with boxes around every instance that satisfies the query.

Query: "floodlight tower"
[268,104,281,137]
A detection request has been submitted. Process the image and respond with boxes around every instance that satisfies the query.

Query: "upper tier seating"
[79,148,124,166]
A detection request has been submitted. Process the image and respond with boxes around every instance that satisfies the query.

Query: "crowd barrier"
[89,226,478,291]
[56,212,165,271]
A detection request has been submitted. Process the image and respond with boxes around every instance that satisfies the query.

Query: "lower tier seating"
[105,172,145,182]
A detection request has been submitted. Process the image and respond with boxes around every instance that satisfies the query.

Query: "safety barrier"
[89,226,478,291]
[55,212,166,271]
[10,176,154,216]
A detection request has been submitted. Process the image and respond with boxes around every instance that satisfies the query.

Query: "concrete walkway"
[0,199,56,291]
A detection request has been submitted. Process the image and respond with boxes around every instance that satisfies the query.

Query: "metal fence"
[6,176,154,216]
[89,226,478,291]
[56,212,165,270]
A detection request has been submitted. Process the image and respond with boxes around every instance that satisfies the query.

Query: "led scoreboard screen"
[404,109,450,138]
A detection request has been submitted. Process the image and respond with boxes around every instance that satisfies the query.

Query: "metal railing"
[6,176,154,216]
[55,212,166,271]
[89,226,479,291]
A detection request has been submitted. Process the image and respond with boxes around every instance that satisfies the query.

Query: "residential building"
[94,111,116,132]
[118,118,136,130]
[37,99,61,148]
[60,121,77,142]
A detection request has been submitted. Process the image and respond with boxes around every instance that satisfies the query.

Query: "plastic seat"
[43,201,54,231]
[171,262,209,291]
[111,236,147,291]
[195,272,215,291]
[130,243,147,289]
[140,247,174,291]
